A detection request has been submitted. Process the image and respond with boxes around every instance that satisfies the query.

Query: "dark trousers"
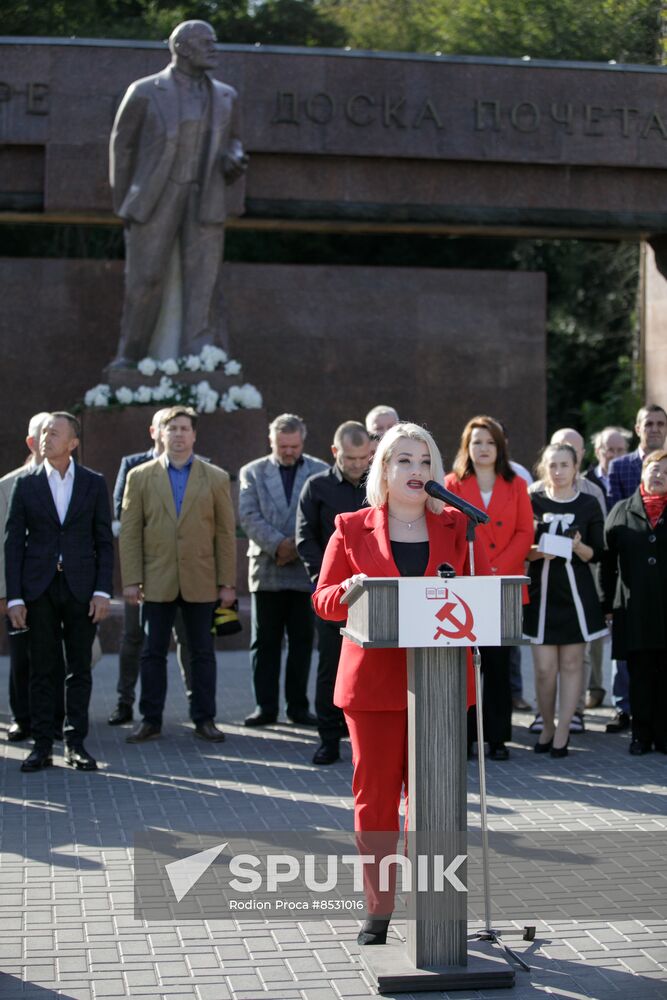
[508,645,523,697]
[117,601,192,706]
[7,624,31,727]
[139,598,216,727]
[250,590,313,718]
[627,649,667,748]
[26,574,96,749]
[7,621,67,730]
[467,646,512,747]
[315,618,346,743]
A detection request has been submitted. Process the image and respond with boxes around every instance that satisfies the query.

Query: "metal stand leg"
[468,535,532,974]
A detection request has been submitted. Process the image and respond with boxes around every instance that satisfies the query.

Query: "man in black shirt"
[296,421,371,764]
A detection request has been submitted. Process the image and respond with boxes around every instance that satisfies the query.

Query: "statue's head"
[169,20,218,71]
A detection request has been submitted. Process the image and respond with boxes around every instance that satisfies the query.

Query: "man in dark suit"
[582,426,630,709]
[109,408,192,725]
[608,405,667,508]
[0,411,54,742]
[6,412,113,772]
[296,421,370,765]
[109,19,247,365]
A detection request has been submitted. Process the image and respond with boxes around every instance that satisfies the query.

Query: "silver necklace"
[389,512,425,530]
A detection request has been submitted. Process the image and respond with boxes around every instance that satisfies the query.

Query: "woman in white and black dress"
[523,443,607,757]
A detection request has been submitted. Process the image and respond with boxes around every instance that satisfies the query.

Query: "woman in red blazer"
[313,422,488,945]
[445,415,534,761]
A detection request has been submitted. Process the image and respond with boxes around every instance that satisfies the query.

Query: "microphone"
[424,480,490,525]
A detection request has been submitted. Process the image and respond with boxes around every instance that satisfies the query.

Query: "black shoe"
[488,743,509,761]
[550,740,569,758]
[534,738,553,754]
[21,746,53,772]
[357,917,390,945]
[64,745,98,771]
[244,710,277,727]
[287,711,317,727]
[606,711,630,733]
[7,722,30,742]
[194,720,225,742]
[126,722,161,743]
[108,704,133,726]
[629,739,652,755]
[312,741,340,765]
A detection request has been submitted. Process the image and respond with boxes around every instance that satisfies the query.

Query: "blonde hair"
[366,422,445,512]
[535,442,577,483]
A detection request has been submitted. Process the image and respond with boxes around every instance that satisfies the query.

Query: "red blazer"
[313,505,489,712]
[444,472,534,601]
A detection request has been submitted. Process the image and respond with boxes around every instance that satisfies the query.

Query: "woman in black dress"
[524,443,606,757]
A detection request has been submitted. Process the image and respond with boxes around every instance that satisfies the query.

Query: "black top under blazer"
[5,463,114,604]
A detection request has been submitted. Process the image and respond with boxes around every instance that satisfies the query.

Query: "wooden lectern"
[340,574,527,993]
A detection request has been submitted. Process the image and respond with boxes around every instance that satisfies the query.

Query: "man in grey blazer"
[239,414,327,726]
[109,19,247,365]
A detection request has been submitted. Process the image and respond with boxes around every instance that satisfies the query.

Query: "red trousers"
[344,708,408,916]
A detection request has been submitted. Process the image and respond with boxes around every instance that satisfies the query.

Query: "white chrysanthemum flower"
[159,358,179,375]
[224,359,242,376]
[84,383,111,407]
[134,386,153,403]
[137,358,157,376]
[184,355,202,371]
[219,392,238,412]
[115,386,134,405]
[228,383,263,409]
[200,344,228,365]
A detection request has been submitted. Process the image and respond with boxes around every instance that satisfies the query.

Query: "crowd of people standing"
[2,401,666,776]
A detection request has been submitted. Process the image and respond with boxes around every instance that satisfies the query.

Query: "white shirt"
[594,464,610,493]
[510,460,533,485]
[44,457,75,523]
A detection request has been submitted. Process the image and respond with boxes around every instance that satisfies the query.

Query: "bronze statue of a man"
[109,20,247,367]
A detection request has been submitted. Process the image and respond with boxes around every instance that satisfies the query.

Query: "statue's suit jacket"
[109,65,243,225]
[119,456,236,603]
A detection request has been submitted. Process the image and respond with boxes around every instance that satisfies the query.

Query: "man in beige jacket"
[120,406,236,743]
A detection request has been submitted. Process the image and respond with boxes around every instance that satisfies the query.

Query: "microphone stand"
[465,515,532,973]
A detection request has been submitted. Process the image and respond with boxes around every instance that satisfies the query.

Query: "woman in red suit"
[313,422,488,945]
[445,416,534,760]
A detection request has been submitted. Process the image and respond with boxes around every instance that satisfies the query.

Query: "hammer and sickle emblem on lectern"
[433,592,477,642]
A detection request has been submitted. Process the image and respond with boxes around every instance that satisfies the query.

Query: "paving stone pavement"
[0,648,666,1000]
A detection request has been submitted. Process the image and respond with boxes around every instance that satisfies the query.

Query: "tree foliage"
[2,0,345,46]
[318,0,662,64]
